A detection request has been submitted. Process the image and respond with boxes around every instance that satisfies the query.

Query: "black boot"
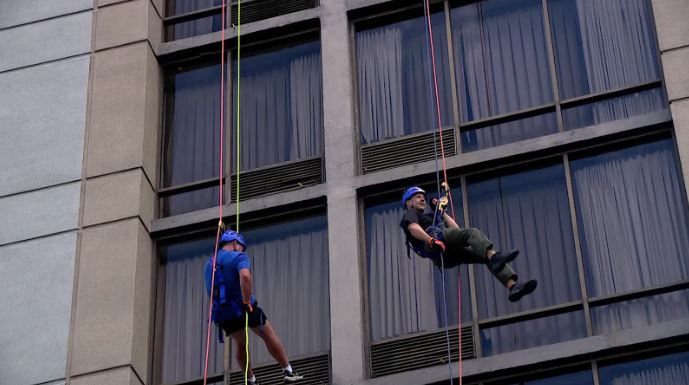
[508,279,538,302]
[488,249,519,273]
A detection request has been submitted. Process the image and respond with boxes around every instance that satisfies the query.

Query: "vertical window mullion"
[563,153,593,337]
[461,174,482,358]
[541,0,565,133]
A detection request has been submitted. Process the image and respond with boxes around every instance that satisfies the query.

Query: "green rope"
[244,311,249,385]
[235,0,241,232]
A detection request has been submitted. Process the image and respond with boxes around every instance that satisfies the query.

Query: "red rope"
[422,2,461,384]
[203,1,227,383]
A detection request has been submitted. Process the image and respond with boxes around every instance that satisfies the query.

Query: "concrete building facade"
[1,0,688,385]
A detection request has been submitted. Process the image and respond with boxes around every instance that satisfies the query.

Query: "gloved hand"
[242,300,253,313]
[428,238,446,252]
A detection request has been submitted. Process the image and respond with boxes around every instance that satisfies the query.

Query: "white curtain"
[549,0,664,128]
[452,0,556,150]
[356,13,452,145]
[571,138,689,332]
[366,199,471,342]
[233,44,323,171]
[164,64,222,216]
[601,352,689,385]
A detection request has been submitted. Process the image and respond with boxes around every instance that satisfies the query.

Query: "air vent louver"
[229,353,329,384]
[361,130,456,174]
[231,0,318,25]
[230,157,323,200]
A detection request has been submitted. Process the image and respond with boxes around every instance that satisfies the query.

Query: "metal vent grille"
[229,353,330,384]
[231,0,319,25]
[370,326,474,378]
[361,130,456,174]
[230,157,323,200]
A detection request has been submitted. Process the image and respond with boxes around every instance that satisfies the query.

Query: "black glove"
[428,238,446,252]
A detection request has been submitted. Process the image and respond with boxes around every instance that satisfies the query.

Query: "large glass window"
[571,138,689,298]
[157,215,330,384]
[232,39,323,171]
[549,0,666,130]
[598,350,689,385]
[365,188,470,342]
[356,10,452,145]
[467,163,580,317]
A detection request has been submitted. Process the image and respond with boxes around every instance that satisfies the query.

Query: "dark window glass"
[570,138,689,297]
[165,14,223,41]
[231,40,323,171]
[365,189,471,342]
[562,88,668,130]
[461,112,558,152]
[166,0,222,16]
[158,216,330,382]
[451,0,553,122]
[548,0,661,100]
[481,311,587,356]
[591,289,689,335]
[356,12,452,144]
[162,185,220,217]
[467,164,581,318]
[164,62,224,188]
[599,350,689,385]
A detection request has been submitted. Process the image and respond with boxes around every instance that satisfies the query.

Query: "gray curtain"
[468,164,584,355]
[233,42,323,171]
[599,351,689,385]
[356,12,452,145]
[166,0,222,41]
[160,216,329,383]
[163,63,223,216]
[571,138,689,333]
[161,239,223,384]
[452,0,556,151]
[549,0,665,129]
[366,197,471,343]
[231,216,330,367]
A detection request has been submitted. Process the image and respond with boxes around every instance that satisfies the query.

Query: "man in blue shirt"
[205,230,303,384]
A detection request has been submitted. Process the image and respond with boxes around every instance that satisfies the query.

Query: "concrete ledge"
[359,318,689,385]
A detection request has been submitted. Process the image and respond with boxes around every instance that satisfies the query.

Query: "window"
[365,187,470,342]
[231,38,323,172]
[160,36,323,217]
[356,9,452,145]
[599,350,689,385]
[155,215,330,384]
[487,369,595,385]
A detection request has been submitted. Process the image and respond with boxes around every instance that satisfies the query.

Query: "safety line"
[422,1,462,384]
[203,0,228,383]
[245,311,249,385]
[235,0,242,232]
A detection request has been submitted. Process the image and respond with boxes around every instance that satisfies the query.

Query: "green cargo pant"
[440,227,517,286]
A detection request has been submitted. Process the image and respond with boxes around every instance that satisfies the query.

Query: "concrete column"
[68,1,161,384]
[321,1,366,384]
[651,0,689,192]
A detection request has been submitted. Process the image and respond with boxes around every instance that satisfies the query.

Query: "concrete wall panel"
[651,0,689,51]
[0,56,89,196]
[662,47,689,101]
[0,12,92,72]
[0,182,81,246]
[0,232,76,385]
[95,0,161,51]
[87,43,160,180]
[70,219,153,380]
[0,0,92,29]
[83,169,155,231]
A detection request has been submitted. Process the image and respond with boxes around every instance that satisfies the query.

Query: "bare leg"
[251,321,289,368]
[231,330,254,379]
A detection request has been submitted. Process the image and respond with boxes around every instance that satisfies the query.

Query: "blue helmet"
[402,186,426,208]
[219,230,247,249]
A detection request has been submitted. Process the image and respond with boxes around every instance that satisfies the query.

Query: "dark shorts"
[218,306,268,335]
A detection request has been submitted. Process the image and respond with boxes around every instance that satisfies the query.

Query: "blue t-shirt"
[205,249,255,319]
